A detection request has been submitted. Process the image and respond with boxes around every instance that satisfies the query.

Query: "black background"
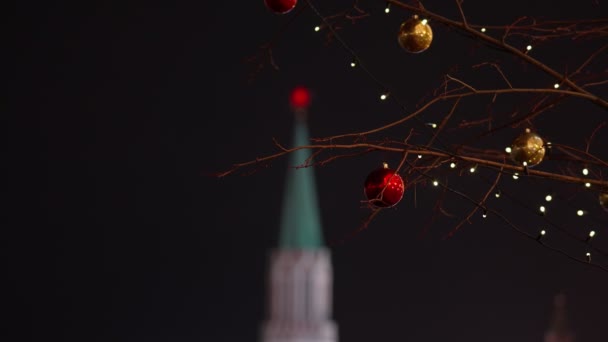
[10,1,608,341]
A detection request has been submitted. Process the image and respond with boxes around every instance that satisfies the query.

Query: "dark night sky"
[9,1,608,341]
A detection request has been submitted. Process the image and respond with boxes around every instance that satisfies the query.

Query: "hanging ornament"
[264,0,297,14]
[600,192,608,211]
[510,128,546,167]
[364,163,405,208]
[397,15,433,53]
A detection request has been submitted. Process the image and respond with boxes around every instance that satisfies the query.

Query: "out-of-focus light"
[539,206,546,213]
[582,168,589,175]
[450,162,456,169]
[554,83,560,89]
[495,192,501,198]
[505,147,512,153]
[586,230,596,243]
[481,27,486,32]
[380,93,388,101]
[350,61,356,68]
[469,167,476,173]
[417,155,422,159]
[537,229,546,241]
[513,173,519,180]
[290,86,311,109]
[385,6,390,13]
[432,180,439,187]
[585,182,591,188]
[577,210,584,216]
[421,19,428,25]
[314,26,320,32]
[545,195,552,202]
[526,45,532,51]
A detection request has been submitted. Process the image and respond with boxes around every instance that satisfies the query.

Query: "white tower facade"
[261,250,337,342]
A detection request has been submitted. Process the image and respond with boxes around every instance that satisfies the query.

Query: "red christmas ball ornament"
[264,0,297,14]
[364,163,405,208]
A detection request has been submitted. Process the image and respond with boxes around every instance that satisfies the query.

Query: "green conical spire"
[278,113,323,249]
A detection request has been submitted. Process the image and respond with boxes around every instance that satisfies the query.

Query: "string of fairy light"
[307,0,467,157]
[476,171,608,257]
[312,1,565,100]
[521,172,608,252]
[435,148,608,262]
[425,147,607,239]
[299,0,608,270]
[409,149,608,272]
[411,160,608,272]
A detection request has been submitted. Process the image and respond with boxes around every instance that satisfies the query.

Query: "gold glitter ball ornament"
[600,192,608,211]
[510,129,546,167]
[397,16,433,53]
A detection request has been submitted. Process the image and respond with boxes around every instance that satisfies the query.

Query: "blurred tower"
[544,293,575,342]
[260,87,338,342]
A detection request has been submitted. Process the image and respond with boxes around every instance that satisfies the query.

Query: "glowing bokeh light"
[290,86,311,109]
